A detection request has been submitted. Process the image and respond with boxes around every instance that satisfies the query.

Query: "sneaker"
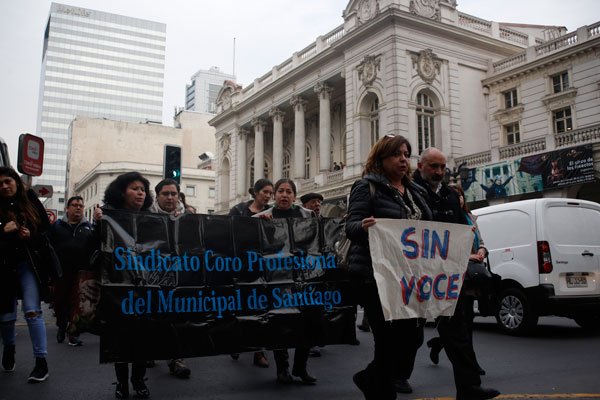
[68,337,83,347]
[56,328,66,344]
[28,357,49,383]
[2,345,15,372]
[114,381,129,399]
[168,359,191,379]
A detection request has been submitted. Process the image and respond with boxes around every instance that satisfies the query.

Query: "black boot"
[2,345,15,372]
[114,363,129,399]
[28,357,49,383]
[131,378,150,399]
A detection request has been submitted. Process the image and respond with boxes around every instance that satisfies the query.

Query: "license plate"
[566,276,588,288]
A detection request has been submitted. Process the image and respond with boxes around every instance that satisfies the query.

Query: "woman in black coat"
[94,172,153,399]
[345,135,431,400]
[0,167,51,382]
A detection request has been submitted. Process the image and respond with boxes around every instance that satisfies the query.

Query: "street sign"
[33,184,53,198]
[46,209,58,224]
[17,133,45,176]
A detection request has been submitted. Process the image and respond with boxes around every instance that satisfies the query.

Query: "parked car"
[472,198,600,335]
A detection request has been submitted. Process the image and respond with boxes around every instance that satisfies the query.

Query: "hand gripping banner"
[96,210,356,363]
[368,219,474,321]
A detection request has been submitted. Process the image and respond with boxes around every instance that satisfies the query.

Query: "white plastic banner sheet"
[369,219,474,321]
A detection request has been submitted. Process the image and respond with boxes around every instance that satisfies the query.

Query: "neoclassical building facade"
[209,0,600,214]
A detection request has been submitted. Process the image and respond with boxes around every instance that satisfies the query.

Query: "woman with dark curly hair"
[93,171,152,399]
[0,166,51,383]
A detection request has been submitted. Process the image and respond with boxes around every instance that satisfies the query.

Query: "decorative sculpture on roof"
[357,54,381,87]
[410,0,441,21]
[357,0,379,23]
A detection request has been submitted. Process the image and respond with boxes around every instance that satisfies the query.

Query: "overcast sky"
[1,0,598,163]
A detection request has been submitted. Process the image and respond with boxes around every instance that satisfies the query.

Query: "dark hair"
[274,178,297,195]
[248,178,273,198]
[103,171,152,211]
[155,178,180,195]
[450,184,469,213]
[67,196,84,207]
[0,166,41,231]
[363,134,413,182]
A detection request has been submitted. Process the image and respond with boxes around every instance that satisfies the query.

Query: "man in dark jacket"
[48,196,95,347]
[413,147,500,400]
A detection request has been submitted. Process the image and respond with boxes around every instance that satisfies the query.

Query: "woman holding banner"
[94,172,153,399]
[345,135,431,400]
[228,178,274,368]
[0,167,52,383]
[254,178,318,385]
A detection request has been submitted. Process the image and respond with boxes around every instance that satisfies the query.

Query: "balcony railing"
[535,31,578,57]
[499,137,546,159]
[326,169,344,184]
[555,124,600,148]
[457,12,492,34]
[454,150,492,167]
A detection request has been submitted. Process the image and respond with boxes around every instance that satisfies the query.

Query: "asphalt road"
[1,313,599,400]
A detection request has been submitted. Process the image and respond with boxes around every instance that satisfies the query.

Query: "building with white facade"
[209,0,600,214]
[185,66,236,114]
[35,2,166,210]
[67,111,216,219]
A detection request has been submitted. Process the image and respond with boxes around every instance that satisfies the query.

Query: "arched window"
[416,92,435,154]
[370,96,380,146]
[283,152,290,178]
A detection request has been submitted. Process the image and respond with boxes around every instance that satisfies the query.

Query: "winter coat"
[47,217,95,274]
[229,200,270,217]
[345,173,432,281]
[0,189,51,313]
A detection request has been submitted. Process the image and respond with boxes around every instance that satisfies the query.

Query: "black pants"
[273,346,309,373]
[357,282,423,399]
[115,362,146,383]
[435,295,482,390]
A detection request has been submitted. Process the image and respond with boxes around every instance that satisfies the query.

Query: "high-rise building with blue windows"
[35,2,166,207]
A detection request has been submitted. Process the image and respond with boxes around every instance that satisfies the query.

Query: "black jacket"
[412,170,467,225]
[345,173,432,280]
[228,200,270,217]
[48,217,95,274]
[0,189,51,312]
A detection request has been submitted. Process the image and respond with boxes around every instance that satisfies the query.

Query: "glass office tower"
[185,66,235,114]
[35,3,166,203]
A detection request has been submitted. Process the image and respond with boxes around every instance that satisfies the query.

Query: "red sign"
[17,134,44,176]
[46,209,58,224]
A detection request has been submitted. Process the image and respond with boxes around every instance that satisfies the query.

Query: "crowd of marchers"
[0,135,500,400]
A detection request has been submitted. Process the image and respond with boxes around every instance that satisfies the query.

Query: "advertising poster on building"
[461,144,594,202]
[96,210,357,363]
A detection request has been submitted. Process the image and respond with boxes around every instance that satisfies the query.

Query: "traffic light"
[164,145,181,183]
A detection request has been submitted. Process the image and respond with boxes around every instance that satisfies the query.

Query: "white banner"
[369,219,474,321]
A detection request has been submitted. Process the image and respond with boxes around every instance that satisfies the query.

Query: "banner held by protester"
[368,219,474,321]
[96,210,355,363]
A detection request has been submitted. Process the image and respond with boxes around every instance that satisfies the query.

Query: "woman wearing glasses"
[345,135,431,400]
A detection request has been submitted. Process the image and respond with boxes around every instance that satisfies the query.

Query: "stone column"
[237,128,248,197]
[290,95,307,179]
[252,118,266,181]
[315,82,333,172]
[269,107,285,181]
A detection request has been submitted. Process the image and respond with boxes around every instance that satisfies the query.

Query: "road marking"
[415,395,600,400]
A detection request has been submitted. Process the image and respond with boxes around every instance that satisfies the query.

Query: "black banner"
[97,210,356,363]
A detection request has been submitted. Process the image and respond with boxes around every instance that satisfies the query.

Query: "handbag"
[334,218,351,270]
[465,260,492,286]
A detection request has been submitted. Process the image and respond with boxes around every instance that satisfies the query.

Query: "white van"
[472,198,600,335]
